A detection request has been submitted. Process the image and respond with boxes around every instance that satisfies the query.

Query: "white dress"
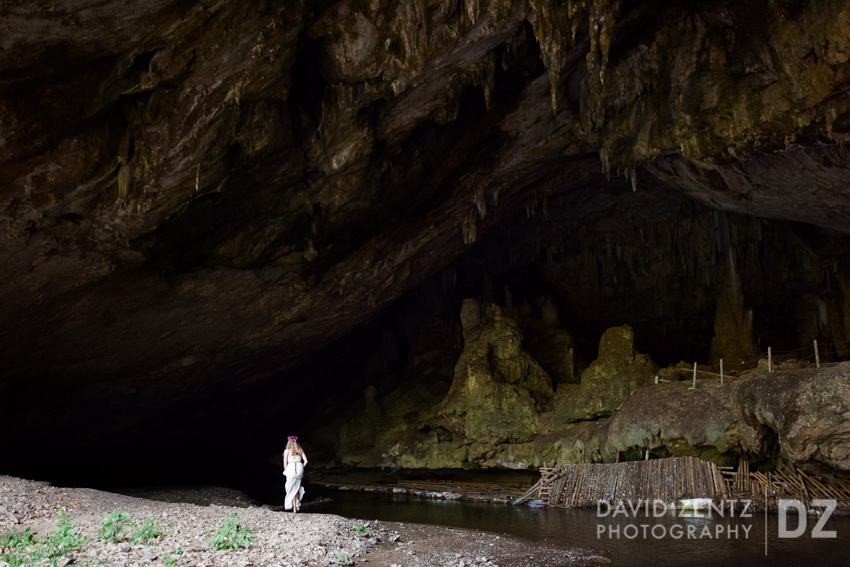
[284,455,305,510]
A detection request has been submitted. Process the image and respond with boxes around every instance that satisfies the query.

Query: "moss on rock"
[429,300,552,447]
[549,324,657,424]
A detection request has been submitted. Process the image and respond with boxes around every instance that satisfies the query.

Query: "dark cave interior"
[3,0,850,495]
[8,174,849,496]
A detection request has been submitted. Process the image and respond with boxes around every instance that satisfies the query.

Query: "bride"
[283,436,308,513]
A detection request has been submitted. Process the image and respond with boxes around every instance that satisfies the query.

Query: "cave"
[2,0,850,499]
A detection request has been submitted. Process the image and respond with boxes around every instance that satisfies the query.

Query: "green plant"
[1,527,36,567]
[336,552,350,566]
[47,510,86,555]
[160,546,184,567]
[0,526,35,548]
[99,509,134,542]
[209,514,255,551]
[0,550,27,567]
[355,523,369,535]
[29,510,86,562]
[132,517,164,544]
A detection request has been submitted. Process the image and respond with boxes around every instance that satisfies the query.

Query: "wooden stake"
[720,359,724,386]
[768,347,772,372]
[690,362,697,389]
[814,340,820,368]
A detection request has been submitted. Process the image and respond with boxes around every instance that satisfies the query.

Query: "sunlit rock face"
[3,0,850,479]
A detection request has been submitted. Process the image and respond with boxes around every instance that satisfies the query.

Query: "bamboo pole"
[800,471,844,499]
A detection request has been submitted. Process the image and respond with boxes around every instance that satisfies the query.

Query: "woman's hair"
[285,437,303,456]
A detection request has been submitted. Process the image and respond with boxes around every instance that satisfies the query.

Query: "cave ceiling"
[3,0,850,471]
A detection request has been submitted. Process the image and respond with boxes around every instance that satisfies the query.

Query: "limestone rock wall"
[329,305,850,474]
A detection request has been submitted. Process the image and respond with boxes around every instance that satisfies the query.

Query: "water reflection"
[317,491,850,566]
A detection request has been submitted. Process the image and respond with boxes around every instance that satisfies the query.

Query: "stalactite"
[444,100,460,124]
[462,210,478,244]
[818,299,829,329]
[474,187,487,219]
[527,0,576,111]
[582,0,621,127]
[599,146,610,178]
[480,51,496,111]
[465,0,480,24]
[117,161,132,200]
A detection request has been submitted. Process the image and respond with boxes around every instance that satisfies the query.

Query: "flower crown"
[287,436,298,441]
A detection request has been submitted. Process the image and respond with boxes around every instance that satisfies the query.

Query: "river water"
[312,490,850,566]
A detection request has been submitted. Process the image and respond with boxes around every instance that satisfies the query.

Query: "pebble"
[0,475,381,567]
[0,474,602,567]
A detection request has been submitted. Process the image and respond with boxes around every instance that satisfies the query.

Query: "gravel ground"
[0,476,607,567]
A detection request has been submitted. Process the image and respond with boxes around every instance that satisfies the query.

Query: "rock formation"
[329,306,850,474]
[709,248,759,368]
[549,324,657,425]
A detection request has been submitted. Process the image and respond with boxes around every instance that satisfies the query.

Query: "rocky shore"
[0,476,606,567]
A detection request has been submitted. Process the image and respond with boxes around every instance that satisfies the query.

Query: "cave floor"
[0,475,606,567]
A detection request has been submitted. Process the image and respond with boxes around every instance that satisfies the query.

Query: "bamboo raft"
[515,455,850,510]
[720,457,850,510]
[515,456,726,507]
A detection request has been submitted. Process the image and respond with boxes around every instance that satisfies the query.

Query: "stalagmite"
[709,248,758,368]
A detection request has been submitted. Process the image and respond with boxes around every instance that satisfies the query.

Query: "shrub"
[0,527,35,548]
[0,527,34,567]
[99,509,134,542]
[209,514,255,551]
[132,517,164,544]
[29,510,86,562]
[47,510,86,555]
